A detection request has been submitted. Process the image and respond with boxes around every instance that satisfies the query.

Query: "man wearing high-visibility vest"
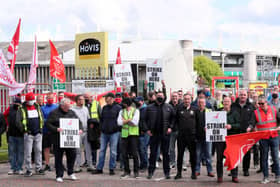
[117,97,140,179]
[84,92,101,168]
[247,96,280,184]
[16,92,45,177]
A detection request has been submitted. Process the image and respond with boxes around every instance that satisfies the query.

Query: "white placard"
[60,118,80,148]
[146,61,162,82]
[206,111,227,142]
[114,64,134,87]
[27,110,39,118]
[72,79,115,94]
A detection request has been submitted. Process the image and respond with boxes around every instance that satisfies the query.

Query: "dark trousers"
[215,142,238,178]
[177,134,196,175]
[54,144,76,178]
[121,136,139,174]
[148,134,170,175]
[243,149,251,172]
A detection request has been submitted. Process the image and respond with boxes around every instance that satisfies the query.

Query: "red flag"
[49,40,66,83]
[116,47,121,64]
[7,18,21,73]
[224,131,273,170]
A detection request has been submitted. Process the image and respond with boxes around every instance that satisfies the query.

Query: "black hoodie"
[231,98,255,132]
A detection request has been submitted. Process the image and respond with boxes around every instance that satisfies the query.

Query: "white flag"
[27,36,38,92]
[0,49,26,96]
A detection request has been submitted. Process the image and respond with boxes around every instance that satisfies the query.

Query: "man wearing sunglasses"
[247,96,280,184]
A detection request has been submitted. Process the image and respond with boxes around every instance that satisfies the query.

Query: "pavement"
[0,153,279,187]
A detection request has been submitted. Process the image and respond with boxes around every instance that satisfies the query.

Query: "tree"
[194,55,224,87]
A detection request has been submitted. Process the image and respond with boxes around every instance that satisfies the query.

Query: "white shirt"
[117,108,140,126]
[71,105,90,131]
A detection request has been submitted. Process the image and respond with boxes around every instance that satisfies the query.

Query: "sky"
[1,0,280,54]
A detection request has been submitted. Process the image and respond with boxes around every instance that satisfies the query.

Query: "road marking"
[154,174,176,181]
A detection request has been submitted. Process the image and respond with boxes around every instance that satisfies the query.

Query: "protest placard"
[60,118,80,148]
[146,61,162,82]
[206,111,227,142]
[114,64,134,87]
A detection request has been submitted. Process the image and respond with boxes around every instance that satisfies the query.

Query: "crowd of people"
[0,82,280,184]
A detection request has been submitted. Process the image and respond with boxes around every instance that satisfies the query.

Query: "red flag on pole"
[7,18,21,74]
[49,40,66,83]
[223,131,273,170]
[116,47,121,64]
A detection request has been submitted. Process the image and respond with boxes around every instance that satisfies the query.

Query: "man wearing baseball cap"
[16,92,45,177]
[92,92,122,175]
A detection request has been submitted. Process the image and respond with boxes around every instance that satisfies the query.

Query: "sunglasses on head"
[258,102,265,105]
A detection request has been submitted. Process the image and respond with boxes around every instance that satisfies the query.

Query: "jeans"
[169,131,178,166]
[138,133,150,169]
[260,136,280,178]
[75,132,93,168]
[97,132,119,170]
[8,136,24,171]
[196,140,212,173]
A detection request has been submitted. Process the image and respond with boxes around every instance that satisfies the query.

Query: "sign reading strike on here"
[146,62,162,82]
[114,64,134,87]
[206,111,227,142]
[60,118,80,148]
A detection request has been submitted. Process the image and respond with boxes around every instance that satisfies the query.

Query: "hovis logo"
[79,38,101,59]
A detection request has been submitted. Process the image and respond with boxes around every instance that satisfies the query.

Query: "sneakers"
[174,173,182,180]
[69,174,78,180]
[120,172,130,179]
[56,177,63,183]
[18,170,24,175]
[243,170,249,176]
[165,174,171,179]
[91,169,103,174]
[8,170,14,175]
[261,178,270,184]
[191,174,197,180]
[24,170,33,177]
[87,167,94,172]
[134,172,140,179]
[109,169,115,175]
[207,172,215,177]
[275,177,280,184]
[74,167,82,173]
[232,177,239,183]
[147,173,153,179]
[35,169,45,175]
[217,177,223,183]
[44,165,51,171]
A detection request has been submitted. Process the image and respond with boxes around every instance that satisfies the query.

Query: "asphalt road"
[0,152,279,187]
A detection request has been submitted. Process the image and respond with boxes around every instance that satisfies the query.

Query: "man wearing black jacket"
[46,98,83,183]
[92,92,122,175]
[174,94,197,180]
[135,96,149,172]
[231,90,255,177]
[146,91,175,179]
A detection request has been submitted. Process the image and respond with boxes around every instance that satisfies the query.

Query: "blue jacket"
[41,104,58,134]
